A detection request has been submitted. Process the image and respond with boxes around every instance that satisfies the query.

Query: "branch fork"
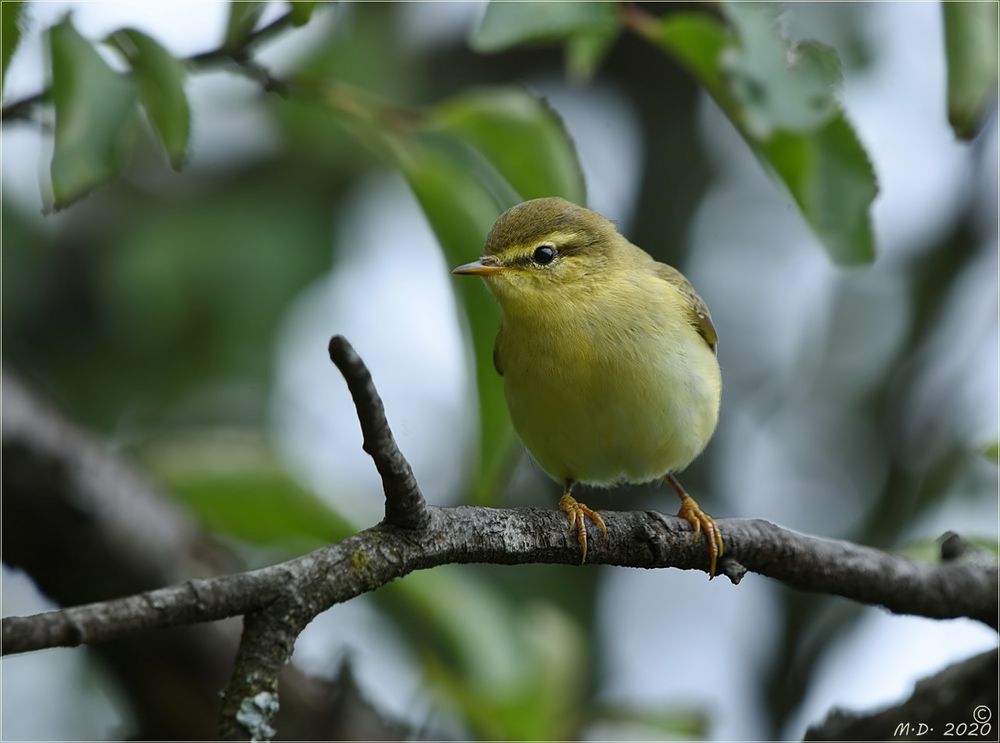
[2,335,996,741]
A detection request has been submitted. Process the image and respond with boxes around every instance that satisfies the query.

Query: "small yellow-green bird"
[453,197,724,574]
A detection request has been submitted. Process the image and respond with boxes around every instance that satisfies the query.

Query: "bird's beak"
[451,256,505,276]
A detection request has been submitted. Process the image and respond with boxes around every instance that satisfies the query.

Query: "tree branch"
[328,336,428,528]
[1,369,242,737]
[218,602,302,741]
[4,507,996,658]
[805,648,998,740]
[2,366,400,738]
[2,336,995,740]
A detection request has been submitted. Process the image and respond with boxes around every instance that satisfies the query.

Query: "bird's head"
[451,197,622,312]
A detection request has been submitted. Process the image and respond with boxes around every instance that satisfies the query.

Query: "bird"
[452,197,724,575]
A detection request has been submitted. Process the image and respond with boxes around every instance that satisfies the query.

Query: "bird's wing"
[653,262,718,352]
[493,328,504,376]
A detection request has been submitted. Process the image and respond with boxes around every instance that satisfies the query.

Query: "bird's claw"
[677,494,724,577]
[559,493,607,563]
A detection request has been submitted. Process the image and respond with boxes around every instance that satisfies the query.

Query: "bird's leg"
[666,473,724,577]
[558,481,607,564]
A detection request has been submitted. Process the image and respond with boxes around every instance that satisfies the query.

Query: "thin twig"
[328,335,428,529]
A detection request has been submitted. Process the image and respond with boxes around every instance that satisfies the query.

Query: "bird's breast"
[497,295,721,487]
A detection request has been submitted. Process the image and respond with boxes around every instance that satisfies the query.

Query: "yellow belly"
[498,299,721,487]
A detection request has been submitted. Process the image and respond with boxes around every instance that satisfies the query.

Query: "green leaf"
[653,9,877,265]
[566,25,620,82]
[391,569,525,689]
[107,28,190,170]
[48,16,137,208]
[1,1,25,91]
[657,13,732,97]
[428,87,586,204]
[142,433,354,549]
[943,1,999,139]
[722,3,842,137]
[966,537,1000,561]
[897,535,1000,563]
[591,705,709,739]
[224,0,266,52]
[416,594,585,739]
[758,117,877,265]
[983,441,999,464]
[288,0,318,26]
[471,0,618,53]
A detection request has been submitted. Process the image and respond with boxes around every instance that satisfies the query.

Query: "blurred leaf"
[895,538,942,562]
[412,88,585,501]
[428,87,586,204]
[943,2,998,139]
[289,0,319,26]
[757,117,876,265]
[591,705,709,740]
[653,9,877,265]
[566,25,620,82]
[0,202,50,341]
[48,16,137,208]
[657,13,731,96]
[142,433,354,549]
[968,537,1000,560]
[983,441,999,463]
[897,536,1000,563]
[1,0,25,90]
[392,569,524,689]
[92,178,332,427]
[722,3,842,137]
[224,0,266,52]
[471,0,618,53]
[421,597,585,739]
[293,3,411,102]
[107,28,190,169]
[395,135,515,504]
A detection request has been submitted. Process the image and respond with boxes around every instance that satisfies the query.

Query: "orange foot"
[559,492,607,564]
[667,474,724,577]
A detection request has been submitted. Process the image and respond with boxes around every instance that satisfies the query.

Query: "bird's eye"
[532,244,557,265]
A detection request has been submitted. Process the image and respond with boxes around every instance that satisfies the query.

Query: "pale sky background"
[2,2,997,741]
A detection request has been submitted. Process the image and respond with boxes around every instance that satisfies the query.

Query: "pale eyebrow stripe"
[536,230,582,247]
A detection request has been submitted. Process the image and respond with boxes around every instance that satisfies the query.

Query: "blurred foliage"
[641,4,877,265]
[2,0,996,740]
[48,17,138,208]
[405,87,587,501]
[942,1,999,139]
[897,535,1000,562]
[289,1,319,28]
[1,0,25,90]
[107,28,191,170]
[471,0,618,55]
[223,1,267,53]
[142,433,355,551]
